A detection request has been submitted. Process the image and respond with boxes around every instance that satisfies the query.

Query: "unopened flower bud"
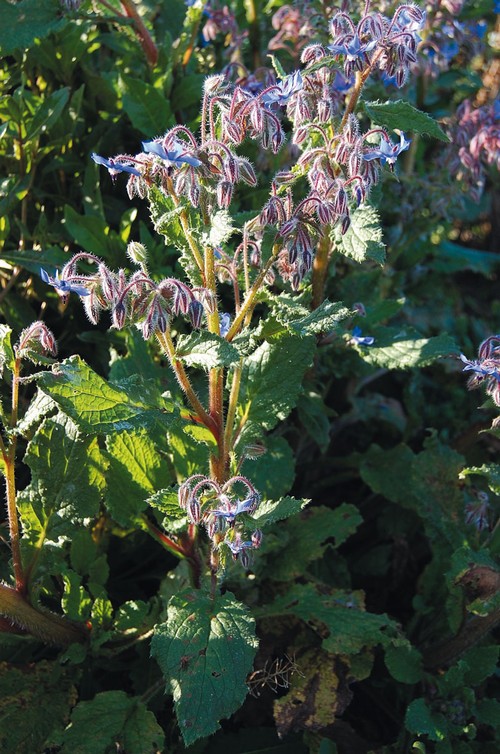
[251,530,263,548]
[187,497,201,524]
[188,300,204,329]
[112,300,127,329]
[127,242,148,266]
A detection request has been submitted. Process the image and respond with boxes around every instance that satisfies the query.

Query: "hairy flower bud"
[127,242,148,266]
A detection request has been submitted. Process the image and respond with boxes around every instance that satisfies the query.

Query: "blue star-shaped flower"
[363,132,411,167]
[460,354,500,380]
[262,70,303,107]
[350,326,375,346]
[41,269,90,298]
[142,140,202,168]
[329,34,377,61]
[91,153,142,177]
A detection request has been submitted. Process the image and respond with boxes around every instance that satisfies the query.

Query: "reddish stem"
[120,0,158,67]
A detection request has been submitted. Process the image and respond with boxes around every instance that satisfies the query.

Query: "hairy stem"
[4,357,24,593]
[119,0,158,66]
[223,359,243,465]
[0,583,87,645]
[205,246,226,482]
[226,244,279,342]
[423,607,500,669]
[156,329,217,437]
[311,228,332,309]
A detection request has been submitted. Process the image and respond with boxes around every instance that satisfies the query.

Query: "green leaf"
[261,582,399,655]
[37,356,176,434]
[429,240,500,276]
[241,436,297,500]
[1,246,69,276]
[63,206,111,257]
[297,391,331,452]
[364,100,450,142]
[271,295,351,336]
[176,331,240,369]
[384,642,423,684]
[267,54,287,79]
[460,463,500,495]
[357,328,459,369]
[104,428,173,526]
[147,488,187,532]
[0,660,76,754]
[151,589,258,746]
[201,209,236,247]
[236,335,316,432]
[405,698,448,741]
[252,495,309,528]
[170,73,206,110]
[474,698,500,728]
[360,444,417,507]
[462,645,500,685]
[55,691,165,754]
[121,76,174,136]
[258,505,361,581]
[0,0,67,55]
[333,204,385,265]
[19,417,106,558]
[0,323,14,374]
[26,87,70,141]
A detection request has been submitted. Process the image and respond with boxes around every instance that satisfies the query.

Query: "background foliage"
[0,1,499,753]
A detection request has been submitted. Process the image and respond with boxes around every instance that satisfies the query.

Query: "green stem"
[156,329,217,437]
[226,244,279,342]
[4,357,24,593]
[422,607,500,669]
[165,176,205,277]
[0,583,87,645]
[223,359,243,465]
[204,246,226,482]
[311,228,332,310]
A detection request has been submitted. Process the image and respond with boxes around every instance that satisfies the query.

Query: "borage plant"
[3,0,495,750]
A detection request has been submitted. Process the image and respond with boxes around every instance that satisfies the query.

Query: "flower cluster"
[416,1,487,80]
[14,321,57,361]
[460,335,500,407]
[321,3,426,87]
[178,474,263,567]
[41,249,214,340]
[444,100,500,204]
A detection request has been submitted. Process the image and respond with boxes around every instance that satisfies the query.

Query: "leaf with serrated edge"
[151,589,258,746]
[37,356,175,434]
[176,331,239,369]
[237,335,316,431]
[55,690,165,754]
[252,496,309,527]
[364,100,450,142]
[356,330,459,369]
[333,204,385,264]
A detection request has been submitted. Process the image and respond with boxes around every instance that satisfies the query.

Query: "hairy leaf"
[38,356,176,434]
[151,589,258,746]
[55,690,164,754]
[0,0,66,55]
[121,76,174,135]
[176,331,239,369]
[0,660,76,754]
[237,335,316,432]
[103,428,173,526]
[364,100,450,142]
[333,205,385,265]
[261,582,399,655]
[356,328,459,368]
